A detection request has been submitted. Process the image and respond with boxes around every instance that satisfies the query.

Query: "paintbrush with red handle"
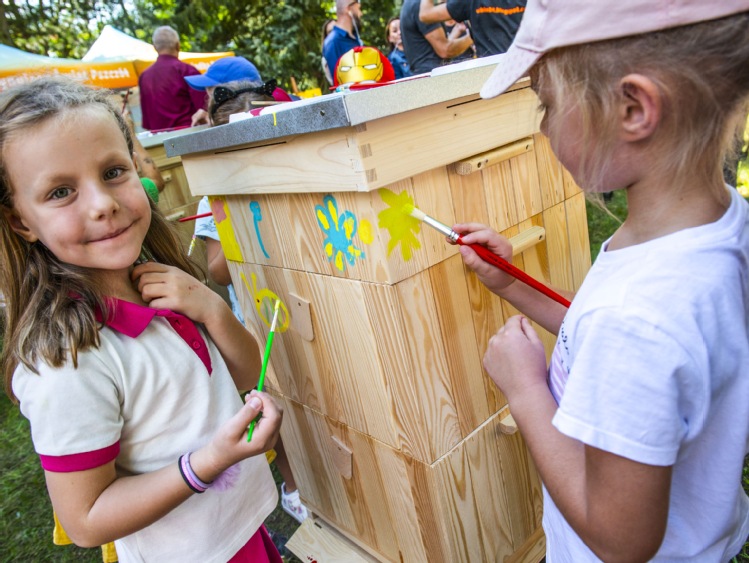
[404,204,571,308]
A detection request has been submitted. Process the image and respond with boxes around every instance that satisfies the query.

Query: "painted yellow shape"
[377,188,422,261]
[240,272,290,332]
[359,219,374,244]
[317,208,331,231]
[209,196,244,262]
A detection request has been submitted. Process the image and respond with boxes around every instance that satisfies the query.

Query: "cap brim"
[480,45,541,99]
[184,74,217,91]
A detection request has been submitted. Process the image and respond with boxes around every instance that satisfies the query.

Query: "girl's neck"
[608,174,728,251]
[94,267,147,305]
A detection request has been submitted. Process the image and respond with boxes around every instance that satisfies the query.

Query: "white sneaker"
[281,483,309,524]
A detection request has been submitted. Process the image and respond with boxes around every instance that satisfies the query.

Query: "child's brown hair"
[0,77,199,400]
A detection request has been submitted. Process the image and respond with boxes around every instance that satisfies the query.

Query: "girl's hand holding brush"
[452,222,519,295]
[189,390,283,483]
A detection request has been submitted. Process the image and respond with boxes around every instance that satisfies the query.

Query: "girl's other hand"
[132,262,223,324]
[453,222,516,295]
[483,316,547,402]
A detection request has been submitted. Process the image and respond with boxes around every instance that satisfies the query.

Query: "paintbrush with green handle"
[247,299,282,442]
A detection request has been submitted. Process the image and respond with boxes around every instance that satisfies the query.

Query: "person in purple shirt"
[138,26,207,132]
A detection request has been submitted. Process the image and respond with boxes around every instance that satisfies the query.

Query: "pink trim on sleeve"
[39,442,120,472]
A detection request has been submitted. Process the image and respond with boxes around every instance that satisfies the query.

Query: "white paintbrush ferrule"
[408,205,460,242]
[422,214,459,243]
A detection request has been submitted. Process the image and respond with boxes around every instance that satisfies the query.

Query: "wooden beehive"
[170,68,591,562]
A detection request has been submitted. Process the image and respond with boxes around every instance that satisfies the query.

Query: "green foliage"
[0,395,100,561]
[0,0,403,92]
[584,192,626,261]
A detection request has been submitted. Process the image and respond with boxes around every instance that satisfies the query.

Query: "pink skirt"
[227,526,283,563]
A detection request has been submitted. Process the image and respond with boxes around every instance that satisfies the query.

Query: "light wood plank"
[533,132,565,209]
[431,441,486,562]
[287,517,379,563]
[371,441,428,561]
[465,414,516,562]
[345,432,401,560]
[510,151,544,222]
[357,88,541,191]
[361,283,432,462]
[396,270,462,461]
[410,167,460,265]
[448,164,490,225]
[181,129,367,195]
[429,255,491,437]
[452,137,534,176]
[542,201,575,292]
[565,191,592,290]
[482,160,519,232]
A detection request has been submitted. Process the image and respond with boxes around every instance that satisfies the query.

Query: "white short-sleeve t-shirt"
[544,188,749,562]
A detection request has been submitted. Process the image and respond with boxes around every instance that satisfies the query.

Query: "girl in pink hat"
[460,1,749,561]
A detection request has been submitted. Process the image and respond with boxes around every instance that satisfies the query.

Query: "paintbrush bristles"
[403,203,427,222]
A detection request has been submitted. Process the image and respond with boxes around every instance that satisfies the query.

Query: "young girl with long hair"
[0,77,284,562]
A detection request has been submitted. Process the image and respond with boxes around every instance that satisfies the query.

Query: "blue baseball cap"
[185,57,262,91]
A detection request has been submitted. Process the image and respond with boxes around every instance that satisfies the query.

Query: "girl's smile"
[4,106,151,284]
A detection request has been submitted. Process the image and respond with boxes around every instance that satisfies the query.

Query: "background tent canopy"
[0,44,138,91]
[83,25,233,75]
[0,27,232,92]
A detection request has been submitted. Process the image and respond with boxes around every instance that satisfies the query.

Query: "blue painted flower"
[315,194,364,271]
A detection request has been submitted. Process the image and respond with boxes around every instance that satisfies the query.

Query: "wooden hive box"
[169,66,591,562]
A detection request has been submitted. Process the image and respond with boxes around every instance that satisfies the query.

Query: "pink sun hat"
[481,0,749,99]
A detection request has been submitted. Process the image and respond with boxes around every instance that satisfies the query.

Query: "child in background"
[0,77,284,563]
[193,78,309,525]
[459,1,749,561]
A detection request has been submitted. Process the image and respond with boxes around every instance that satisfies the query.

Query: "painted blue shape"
[249,201,270,258]
[314,194,364,271]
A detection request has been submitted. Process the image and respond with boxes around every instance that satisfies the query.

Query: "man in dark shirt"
[419,0,526,58]
[401,0,473,75]
[138,26,206,131]
[322,0,364,84]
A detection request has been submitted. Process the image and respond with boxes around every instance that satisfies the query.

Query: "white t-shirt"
[545,188,749,562]
[13,300,277,563]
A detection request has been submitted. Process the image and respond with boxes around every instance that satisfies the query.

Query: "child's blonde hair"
[533,12,749,203]
[0,77,199,400]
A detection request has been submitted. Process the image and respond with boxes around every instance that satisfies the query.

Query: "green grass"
[0,190,746,561]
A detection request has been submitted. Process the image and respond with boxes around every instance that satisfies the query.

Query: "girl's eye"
[103,167,125,181]
[50,187,72,200]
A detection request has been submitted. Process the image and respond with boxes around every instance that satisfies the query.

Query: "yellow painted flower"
[377,188,422,261]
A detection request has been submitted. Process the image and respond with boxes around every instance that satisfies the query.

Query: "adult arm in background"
[420,0,452,24]
[424,22,473,60]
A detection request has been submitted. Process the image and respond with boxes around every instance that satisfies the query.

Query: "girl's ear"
[618,74,662,142]
[2,208,38,243]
